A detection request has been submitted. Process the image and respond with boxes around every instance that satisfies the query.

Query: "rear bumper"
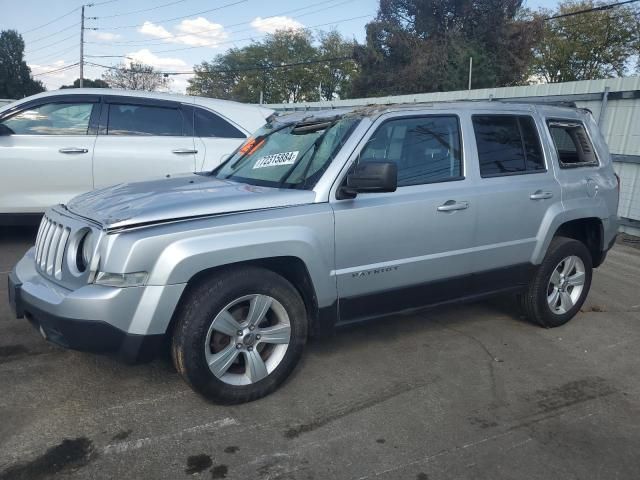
[8,249,185,363]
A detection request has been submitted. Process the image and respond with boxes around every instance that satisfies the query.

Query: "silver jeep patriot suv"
[9,101,619,403]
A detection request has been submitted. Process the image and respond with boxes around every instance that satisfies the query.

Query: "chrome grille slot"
[34,215,72,281]
[54,227,71,280]
[34,217,47,259]
[46,224,63,276]
[38,219,55,269]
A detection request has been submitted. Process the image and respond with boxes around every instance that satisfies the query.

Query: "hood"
[65,173,316,229]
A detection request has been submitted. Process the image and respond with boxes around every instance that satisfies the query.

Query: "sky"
[0,0,560,93]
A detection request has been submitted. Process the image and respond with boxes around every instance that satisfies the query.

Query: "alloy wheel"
[204,294,291,386]
[547,255,586,315]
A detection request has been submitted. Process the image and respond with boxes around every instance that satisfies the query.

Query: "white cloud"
[89,31,122,41]
[138,17,227,48]
[125,49,188,70]
[174,17,227,47]
[250,16,304,33]
[139,21,172,39]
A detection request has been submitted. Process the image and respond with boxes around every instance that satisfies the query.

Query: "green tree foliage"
[351,0,542,96]
[102,62,169,91]
[188,29,357,103]
[532,1,640,83]
[60,78,110,89]
[0,30,45,99]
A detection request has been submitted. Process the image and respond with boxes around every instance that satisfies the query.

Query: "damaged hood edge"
[64,174,317,230]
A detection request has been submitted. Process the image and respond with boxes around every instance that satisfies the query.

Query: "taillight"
[614,173,620,199]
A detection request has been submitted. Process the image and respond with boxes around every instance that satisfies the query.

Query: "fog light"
[94,272,148,288]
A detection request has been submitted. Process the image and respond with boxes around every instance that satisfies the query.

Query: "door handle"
[172,148,198,154]
[59,147,88,154]
[530,190,553,200]
[437,200,469,212]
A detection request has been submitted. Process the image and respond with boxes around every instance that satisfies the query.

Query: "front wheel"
[520,236,593,328]
[171,266,307,404]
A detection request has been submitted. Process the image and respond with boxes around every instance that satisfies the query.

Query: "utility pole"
[80,5,85,87]
[468,57,473,91]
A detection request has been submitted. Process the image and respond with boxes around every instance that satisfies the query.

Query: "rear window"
[547,120,598,167]
[194,107,245,139]
[472,115,545,177]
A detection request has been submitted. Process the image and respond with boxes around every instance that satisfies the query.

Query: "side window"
[1,102,95,135]
[472,115,545,177]
[547,120,598,167]
[194,107,245,139]
[359,116,463,187]
[107,104,183,136]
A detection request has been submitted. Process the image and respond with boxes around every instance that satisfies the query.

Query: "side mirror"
[0,123,13,136]
[339,161,397,199]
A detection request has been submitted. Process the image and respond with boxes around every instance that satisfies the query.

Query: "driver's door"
[331,112,479,323]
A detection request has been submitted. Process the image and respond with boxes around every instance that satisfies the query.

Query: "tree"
[60,78,110,89]
[351,0,542,97]
[188,30,357,103]
[0,30,45,99]
[532,1,640,83]
[102,62,169,91]
[316,31,358,100]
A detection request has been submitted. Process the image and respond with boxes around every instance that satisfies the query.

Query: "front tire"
[171,266,307,404]
[520,236,593,328]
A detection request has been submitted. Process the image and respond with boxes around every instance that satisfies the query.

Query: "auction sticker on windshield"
[253,151,299,169]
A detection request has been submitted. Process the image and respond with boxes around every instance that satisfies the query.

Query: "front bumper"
[8,249,185,363]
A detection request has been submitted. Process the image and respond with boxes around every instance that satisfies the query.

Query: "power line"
[544,0,640,20]
[32,62,80,77]
[91,0,350,44]
[25,22,80,45]
[96,0,189,19]
[86,56,355,75]
[22,6,81,35]
[95,0,248,30]
[129,13,374,55]
[27,44,80,64]
[26,32,78,54]
[88,0,122,6]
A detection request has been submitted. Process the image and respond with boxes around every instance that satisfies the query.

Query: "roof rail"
[493,98,578,108]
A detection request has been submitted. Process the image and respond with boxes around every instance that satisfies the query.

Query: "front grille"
[34,215,71,280]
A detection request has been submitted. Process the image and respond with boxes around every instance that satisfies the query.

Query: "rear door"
[0,95,99,213]
[470,111,562,283]
[92,96,196,188]
[190,106,247,171]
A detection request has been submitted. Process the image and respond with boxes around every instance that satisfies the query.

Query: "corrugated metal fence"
[265,76,640,235]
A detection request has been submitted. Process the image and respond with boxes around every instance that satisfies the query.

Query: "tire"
[520,236,593,328]
[171,266,307,404]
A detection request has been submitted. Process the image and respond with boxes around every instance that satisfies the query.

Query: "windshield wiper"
[277,120,337,188]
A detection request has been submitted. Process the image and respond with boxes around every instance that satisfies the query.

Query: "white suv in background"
[0,89,273,224]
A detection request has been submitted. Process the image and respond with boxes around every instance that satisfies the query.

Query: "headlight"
[94,271,148,288]
[76,231,94,273]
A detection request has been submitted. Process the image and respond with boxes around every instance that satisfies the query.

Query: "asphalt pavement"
[1,226,639,480]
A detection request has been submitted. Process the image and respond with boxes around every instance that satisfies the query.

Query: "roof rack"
[492,98,578,108]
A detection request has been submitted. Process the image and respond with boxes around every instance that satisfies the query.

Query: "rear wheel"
[520,236,593,328]
[171,266,307,404]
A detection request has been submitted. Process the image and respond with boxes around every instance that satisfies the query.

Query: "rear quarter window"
[547,120,598,168]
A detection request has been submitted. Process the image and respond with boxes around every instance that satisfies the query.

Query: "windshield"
[215,116,360,189]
